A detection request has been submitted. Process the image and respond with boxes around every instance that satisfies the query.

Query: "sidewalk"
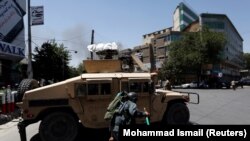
[0,118,20,129]
[0,110,21,126]
[0,117,20,138]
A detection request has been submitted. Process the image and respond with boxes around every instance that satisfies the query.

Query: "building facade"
[120,28,181,72]
[173,2,199,31]
[139,28,181,70]
[200,13,244,81]
[137,2,199,71]
[0,0,26,86]
[120,3,244,84]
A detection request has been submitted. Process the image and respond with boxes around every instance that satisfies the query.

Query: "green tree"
[76,62,86,74]
[160,27,226,83]
[33,40,72,81]
[68,66,79,77]
[201,27,226,64]
[243,53,250,69]
[68,62,87,77]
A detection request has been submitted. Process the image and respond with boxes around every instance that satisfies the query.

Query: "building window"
[171,35,180,41]
[204,21,225,29]
[164,35,171,42]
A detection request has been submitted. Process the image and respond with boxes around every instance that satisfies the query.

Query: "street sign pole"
[27,0,33,78]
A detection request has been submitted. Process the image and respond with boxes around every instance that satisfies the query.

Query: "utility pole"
[27,0,33,78]
[90,29,94,60]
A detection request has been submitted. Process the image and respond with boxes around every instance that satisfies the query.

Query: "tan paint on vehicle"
[18,60,191,129]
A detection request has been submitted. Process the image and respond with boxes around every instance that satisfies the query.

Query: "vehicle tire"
[163,103,190,124]
[16,79,39,102]
[39,112,78,141]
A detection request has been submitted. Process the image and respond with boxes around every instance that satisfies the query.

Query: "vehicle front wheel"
[39,112,78,141]
[163,103,190,125]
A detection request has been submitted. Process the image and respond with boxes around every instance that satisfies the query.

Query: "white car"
[181,81,198,88]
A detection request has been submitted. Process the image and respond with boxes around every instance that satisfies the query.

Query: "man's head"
[127,92,138,102]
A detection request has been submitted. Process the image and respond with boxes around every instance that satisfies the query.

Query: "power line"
[31,40,40,47]
[27,33,87,42]
[26,34,87,46]
[31,38,85,47]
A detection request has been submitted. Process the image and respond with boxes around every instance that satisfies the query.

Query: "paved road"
[0,121,110,141]
[1,87,250,141]
[178,86,250,124]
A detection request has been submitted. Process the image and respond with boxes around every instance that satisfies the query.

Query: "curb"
[0,114,14,125]
[0,118,20,129]
[0,110,21,126]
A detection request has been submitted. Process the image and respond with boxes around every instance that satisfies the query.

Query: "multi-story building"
[138,28,181,70]
[183,13,244,83]
[200,13,244,81]
[120,3,244,84]
[173,2,199,31]
[137,2,199,71]
[0,0,26,86]
[140,28,170,69]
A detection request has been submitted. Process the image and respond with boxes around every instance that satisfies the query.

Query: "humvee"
[16,47,199,141]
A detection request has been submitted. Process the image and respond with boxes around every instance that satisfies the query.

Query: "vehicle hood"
[23,76,82,100]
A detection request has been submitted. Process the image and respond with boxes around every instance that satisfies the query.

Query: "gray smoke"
[61,24,90,67]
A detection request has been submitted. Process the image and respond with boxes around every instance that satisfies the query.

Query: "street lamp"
[69,50,77,54]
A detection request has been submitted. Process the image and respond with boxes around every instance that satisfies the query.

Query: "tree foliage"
[243,53,250,69]
[33,40,72,81]
[201,28,226,64]
[76,62,86,74]
[160,27,226,82]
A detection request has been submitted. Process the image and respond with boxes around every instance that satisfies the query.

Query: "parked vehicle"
[16,43,199,141]
[181,81,198,88]
[237,78,250,86]
[198,81,209,89]
[181,81,209,89]
[216,80,231,89]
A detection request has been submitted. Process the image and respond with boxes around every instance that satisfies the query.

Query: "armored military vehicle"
[16,43,199,141]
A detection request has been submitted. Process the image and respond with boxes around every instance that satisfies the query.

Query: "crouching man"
[109,92,149,141]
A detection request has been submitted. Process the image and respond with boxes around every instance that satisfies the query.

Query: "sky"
[26,0,250,67]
